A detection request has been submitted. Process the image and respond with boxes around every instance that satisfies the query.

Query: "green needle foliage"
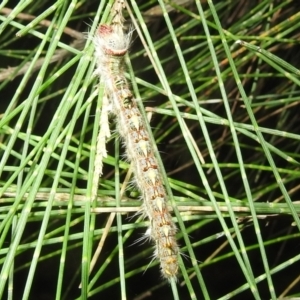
[1,0,300,299]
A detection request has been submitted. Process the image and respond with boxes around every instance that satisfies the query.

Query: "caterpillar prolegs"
[93,5,179,280]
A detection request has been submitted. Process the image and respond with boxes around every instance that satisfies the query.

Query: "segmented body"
[94,24,179,279]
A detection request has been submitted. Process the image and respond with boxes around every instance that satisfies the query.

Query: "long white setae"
[93,1,179,280]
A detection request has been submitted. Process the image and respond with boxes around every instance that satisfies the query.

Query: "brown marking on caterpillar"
[98,24,127,56]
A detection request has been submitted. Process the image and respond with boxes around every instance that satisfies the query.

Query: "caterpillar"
[93,5,179,280]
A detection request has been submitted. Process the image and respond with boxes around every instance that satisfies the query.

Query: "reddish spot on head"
[98,24,113,36]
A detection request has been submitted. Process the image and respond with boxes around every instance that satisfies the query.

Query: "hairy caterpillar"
[93,4,179,280]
